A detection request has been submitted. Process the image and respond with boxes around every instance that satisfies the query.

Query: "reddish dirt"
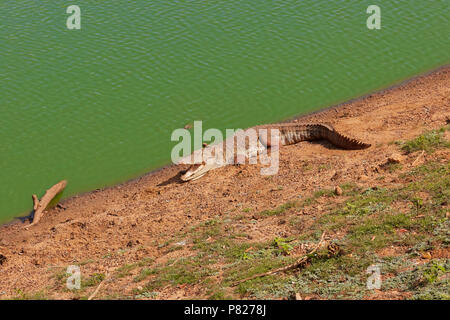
[0,66,449,299]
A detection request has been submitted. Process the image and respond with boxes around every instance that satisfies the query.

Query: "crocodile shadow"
[157,170,186,187]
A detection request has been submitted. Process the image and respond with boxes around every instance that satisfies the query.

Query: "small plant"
[272,237,293,255]
[238,252,252,260]
[422,262,447,284]
[411,197,423,210]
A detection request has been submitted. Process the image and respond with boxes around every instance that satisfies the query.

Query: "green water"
[0,1,449,222]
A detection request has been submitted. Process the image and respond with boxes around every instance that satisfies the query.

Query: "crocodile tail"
[320,124,371,150]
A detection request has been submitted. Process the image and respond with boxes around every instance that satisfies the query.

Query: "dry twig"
[412,150,425,166]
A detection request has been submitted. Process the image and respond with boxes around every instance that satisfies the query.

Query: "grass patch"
[13,289,49,300]
[400,126,449,154]
[82,273,105,288]
[116,264,138,278]
[258,201,297,217]
[139,258,215,292]
[314,188,335,198]
[133,268,154,283]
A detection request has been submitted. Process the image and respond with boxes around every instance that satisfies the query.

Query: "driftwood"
[25,180,67,228]
[232,232,326,286]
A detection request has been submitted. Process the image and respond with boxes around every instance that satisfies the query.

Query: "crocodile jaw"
[181,162,224,181]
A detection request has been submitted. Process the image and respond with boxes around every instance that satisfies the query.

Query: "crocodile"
[178,123,370,181]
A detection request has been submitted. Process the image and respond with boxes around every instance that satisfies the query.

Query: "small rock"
[329,170,337,179]
[359,175,369,182]
[295,293,302,300]
[387,153,404,164]
[421,252,432,259]
[334,186,343,196]
[0,254,6,265]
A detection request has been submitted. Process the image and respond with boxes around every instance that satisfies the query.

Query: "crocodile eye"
[191,163,202,170]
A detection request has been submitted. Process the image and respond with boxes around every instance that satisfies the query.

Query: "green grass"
[133,268,154,283]
[313,188,335,198]
[137,258,215,292]
[81,273,105,288]
[258,201,297,217]
[12,289,49,300]
[116,264,138,279]
[399,126,449,154]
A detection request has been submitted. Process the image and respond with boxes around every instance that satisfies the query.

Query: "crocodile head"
[181,161,222,181]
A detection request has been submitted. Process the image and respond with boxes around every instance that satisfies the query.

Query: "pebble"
[0,254,6,265]
[421,252,432,259]
[387,153,404,164]
[359,175,369,182]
